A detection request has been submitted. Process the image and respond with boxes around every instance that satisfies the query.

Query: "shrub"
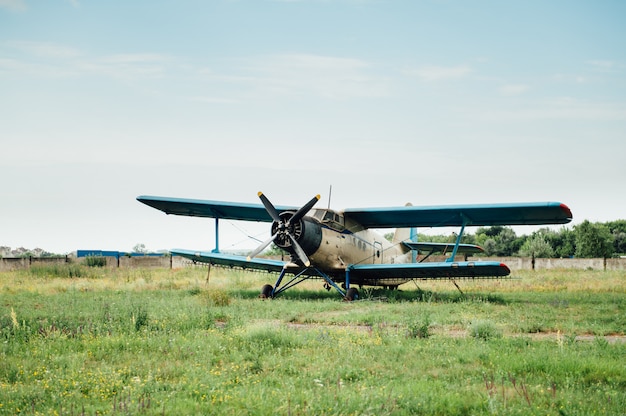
[85,256,107,267]
[469,320,502,341]
[202,288,231,307]
[406,314,431,339]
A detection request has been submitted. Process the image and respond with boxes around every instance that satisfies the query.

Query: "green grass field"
[1,265,625,415]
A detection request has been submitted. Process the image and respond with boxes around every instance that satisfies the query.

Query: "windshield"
[312,209,345,231]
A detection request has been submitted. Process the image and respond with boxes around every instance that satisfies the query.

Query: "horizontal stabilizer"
[403,241,483,254]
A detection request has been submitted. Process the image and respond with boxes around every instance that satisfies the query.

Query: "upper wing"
[348,261,510,280]
[344,202,572,228]
[137,195,297,222]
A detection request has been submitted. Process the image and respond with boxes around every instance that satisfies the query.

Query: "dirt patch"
[254,320,626,343]
[214,319,626,343]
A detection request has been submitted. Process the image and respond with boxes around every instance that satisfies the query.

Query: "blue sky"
[1,0,625,254]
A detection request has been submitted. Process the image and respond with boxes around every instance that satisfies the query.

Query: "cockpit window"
[314,209,345,231]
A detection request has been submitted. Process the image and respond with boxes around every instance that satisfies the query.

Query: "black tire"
[344,287,359,301]
[260,284,273,299]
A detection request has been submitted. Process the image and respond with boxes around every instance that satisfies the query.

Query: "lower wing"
[172,249,509,282]
[348,261,510,280]
[172,249,300,274]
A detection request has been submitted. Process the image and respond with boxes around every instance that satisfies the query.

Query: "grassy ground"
[1,265,624,415]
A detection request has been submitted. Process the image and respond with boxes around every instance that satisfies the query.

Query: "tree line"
[411,220,626,259]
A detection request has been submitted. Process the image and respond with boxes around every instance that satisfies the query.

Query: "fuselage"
[276,208,413,287]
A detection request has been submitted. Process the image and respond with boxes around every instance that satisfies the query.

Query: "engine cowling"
[248,193,322,267]
[272,212,322,259]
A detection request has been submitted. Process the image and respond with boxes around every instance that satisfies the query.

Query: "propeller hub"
[271,212,303,250]
[248,192,322,267]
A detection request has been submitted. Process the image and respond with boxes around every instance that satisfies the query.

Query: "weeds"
[469,320,502,340]
[29,263,89,278]
[132,305,149,331]
[406,314,431,339]
[483,372,535,413]
[201,287,232,306]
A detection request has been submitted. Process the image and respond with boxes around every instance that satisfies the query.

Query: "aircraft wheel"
[344,287,359,302]
[260,284,273,299]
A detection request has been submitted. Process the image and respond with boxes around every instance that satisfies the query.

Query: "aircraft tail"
[393,203,417,260]
[392,227,412,251]
[393,203,417,250]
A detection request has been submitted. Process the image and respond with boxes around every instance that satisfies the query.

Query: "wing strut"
[212,218,220,253]
[446,214,469,263]
[410,226,418,263]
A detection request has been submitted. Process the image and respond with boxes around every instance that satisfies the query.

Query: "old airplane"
[137,193,572,300]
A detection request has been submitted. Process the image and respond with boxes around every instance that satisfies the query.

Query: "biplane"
[137,193,572,300]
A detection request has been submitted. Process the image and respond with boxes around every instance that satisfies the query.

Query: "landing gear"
[344,287,359,301]
[260,266,347,300]
[260,284,273,299]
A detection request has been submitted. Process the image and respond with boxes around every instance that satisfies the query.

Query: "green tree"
[133,243,147,254]
[606,220,626,255]
[519,234,555,258]
[551,227,576,258]
[574,220,614,258]
[482,238,498,256]
[529,227,575,258]
[474,226,521,256]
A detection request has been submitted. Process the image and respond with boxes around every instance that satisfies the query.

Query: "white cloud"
[476,97,626,122]
[499,84,529,96]
[189,96,239,104]
[587,60,616,72]
[7,40,81,59]
[1,42,173,81]
[236,53,390,99]
[0,0,26,11]
[80,53,171,80]
[404,64,471,81]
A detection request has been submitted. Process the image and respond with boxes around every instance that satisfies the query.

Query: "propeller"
[247,192,320,267]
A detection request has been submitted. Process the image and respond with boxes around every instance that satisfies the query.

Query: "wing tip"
[559,203,573,222]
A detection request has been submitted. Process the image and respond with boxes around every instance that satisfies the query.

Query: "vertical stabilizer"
[392,227,412,248]
[392,203,417,260]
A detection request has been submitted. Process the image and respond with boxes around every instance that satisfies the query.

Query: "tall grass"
[0,267,624,414]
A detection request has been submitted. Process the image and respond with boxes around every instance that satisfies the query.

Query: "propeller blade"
[289,194,321,224]
[288,233,311,267]
[258,192,281,222]
[247,232,278,261]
